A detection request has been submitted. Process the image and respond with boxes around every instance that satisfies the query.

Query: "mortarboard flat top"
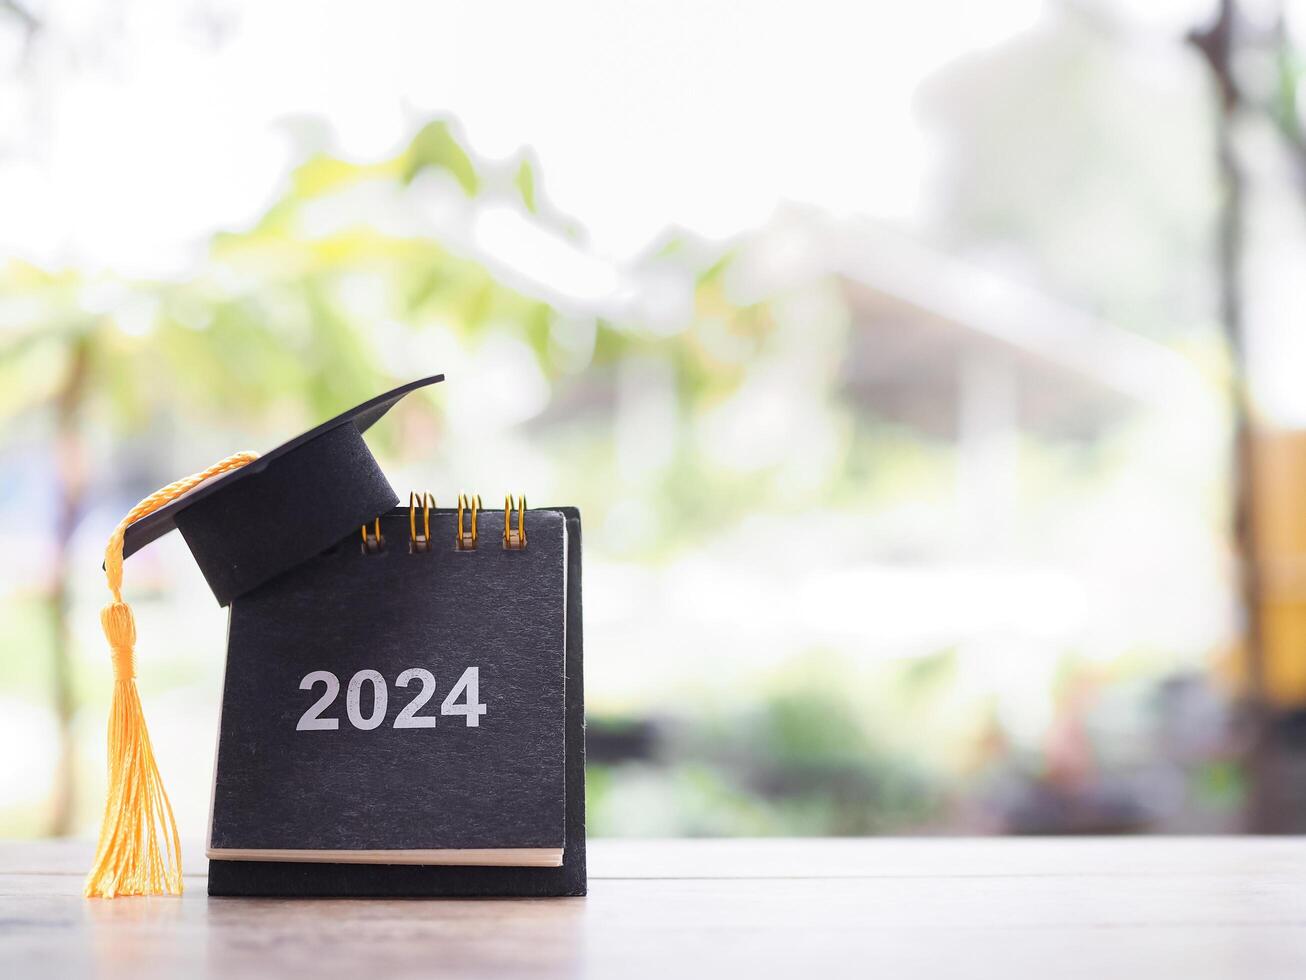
[120,375,443,606]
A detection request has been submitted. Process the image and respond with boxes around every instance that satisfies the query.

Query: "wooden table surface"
[3,837,1305,978]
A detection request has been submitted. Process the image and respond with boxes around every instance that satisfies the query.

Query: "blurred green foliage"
[0,3,1250,839]
[5,118,913,838]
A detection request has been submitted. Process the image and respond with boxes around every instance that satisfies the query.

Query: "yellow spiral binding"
[456,493,482,550]
[504,495,527,550]
[366,492,529,554]
[409,492,435,552]
[360,517,383,554]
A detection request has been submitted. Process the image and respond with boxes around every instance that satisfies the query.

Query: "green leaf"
[402,121,479,195]
[515,157,538,213]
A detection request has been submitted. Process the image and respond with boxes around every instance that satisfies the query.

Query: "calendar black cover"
[206,506,586,897]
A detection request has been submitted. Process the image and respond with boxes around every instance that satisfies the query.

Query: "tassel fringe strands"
[85,451,258,899]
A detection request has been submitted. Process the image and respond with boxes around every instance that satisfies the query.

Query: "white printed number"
[441,667,486,728]
[295,667,486,731]
[394,668,437,729]
[296,671,340,731]
[346,669,387,731]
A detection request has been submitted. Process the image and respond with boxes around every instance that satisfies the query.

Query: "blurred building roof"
[727,211,1212,440]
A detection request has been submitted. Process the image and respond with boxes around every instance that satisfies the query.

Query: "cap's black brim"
[120,375,444,562]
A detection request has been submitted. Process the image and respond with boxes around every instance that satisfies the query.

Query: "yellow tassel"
[85,451,259,899]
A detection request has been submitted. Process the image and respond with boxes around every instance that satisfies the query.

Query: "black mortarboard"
[120,375,443,606]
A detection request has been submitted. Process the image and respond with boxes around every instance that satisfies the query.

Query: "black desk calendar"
[94,376,586,899]
[208,503,588,897]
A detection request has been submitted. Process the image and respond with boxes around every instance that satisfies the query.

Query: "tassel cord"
[85,451,258,899]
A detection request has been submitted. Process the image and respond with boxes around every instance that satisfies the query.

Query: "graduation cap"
[119,375,444,606]
[86,376,443,898]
